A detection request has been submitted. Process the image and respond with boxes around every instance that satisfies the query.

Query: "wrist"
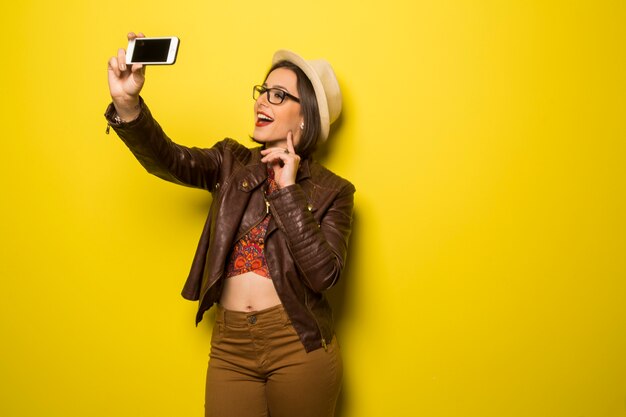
[112,97,141,122]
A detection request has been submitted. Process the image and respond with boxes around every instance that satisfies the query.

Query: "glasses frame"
[253,85,301,105]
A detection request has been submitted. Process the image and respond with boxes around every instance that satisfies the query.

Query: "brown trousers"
[205,304,343,417]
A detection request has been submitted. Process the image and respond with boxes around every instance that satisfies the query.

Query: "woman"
[105,32,355,417]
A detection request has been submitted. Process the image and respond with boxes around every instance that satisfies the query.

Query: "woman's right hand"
[107,32,146,121]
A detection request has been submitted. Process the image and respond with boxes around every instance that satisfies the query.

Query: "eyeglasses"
[253,85,301,105]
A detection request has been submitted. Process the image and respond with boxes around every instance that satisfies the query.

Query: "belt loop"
[280,305,290,326]
[215,304,226,324]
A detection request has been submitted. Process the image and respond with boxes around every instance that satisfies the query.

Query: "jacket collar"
[296,158,312,182]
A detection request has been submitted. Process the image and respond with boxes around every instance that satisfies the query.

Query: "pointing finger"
[286,131,296,154]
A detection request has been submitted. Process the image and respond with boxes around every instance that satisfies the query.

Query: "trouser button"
[248,315,257,324]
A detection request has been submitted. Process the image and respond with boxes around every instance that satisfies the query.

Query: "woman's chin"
[252,130,269,142]
[253,133,285,145]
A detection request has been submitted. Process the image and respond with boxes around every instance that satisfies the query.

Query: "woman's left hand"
[260,132,301,189]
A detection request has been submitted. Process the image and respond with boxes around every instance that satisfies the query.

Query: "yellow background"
[1,1,625,416]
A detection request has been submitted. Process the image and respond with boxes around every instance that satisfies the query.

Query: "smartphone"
[126,37,180,65]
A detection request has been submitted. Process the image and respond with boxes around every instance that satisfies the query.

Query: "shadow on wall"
[326,210,360,417]
[316,105,356,417]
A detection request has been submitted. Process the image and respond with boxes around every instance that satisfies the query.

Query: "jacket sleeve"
[105,99,227,191]
[268,181,356,293]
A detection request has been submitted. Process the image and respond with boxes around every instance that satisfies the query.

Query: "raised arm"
[105,32,225,191]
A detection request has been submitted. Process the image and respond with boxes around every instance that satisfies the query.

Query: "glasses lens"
[268,88,286,104]
[253,85,264,100]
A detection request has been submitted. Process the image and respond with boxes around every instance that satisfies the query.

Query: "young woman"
[106,32,355,417]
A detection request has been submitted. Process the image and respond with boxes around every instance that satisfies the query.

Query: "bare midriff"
[219,271,282,312]
[219,167,283,312]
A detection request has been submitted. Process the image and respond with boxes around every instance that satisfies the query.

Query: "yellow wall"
[1,1,625,416]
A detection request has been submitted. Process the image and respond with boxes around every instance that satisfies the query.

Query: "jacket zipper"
[304,291,328,351]
[232,198,270,243]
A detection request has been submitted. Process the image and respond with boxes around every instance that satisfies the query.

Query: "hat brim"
[272,50,330,143]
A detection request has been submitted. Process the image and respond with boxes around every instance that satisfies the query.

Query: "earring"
[300,122,305,130]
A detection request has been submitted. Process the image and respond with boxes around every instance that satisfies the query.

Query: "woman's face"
[253,67,303,148]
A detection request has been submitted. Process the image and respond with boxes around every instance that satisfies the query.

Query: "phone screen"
[130,38,172,63]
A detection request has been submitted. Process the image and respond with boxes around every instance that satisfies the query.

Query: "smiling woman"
[252,60,323,159]
[105,32,354,417]
[253,68,304,156]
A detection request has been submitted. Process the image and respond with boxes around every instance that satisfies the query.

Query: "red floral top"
[224,168,278,279]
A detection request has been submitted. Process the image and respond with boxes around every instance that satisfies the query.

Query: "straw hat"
[272,50,342,143]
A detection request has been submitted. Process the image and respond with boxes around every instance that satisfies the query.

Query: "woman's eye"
[272,90,284,99]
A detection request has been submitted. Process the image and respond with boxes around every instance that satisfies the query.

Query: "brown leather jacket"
[105,101,355,352]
